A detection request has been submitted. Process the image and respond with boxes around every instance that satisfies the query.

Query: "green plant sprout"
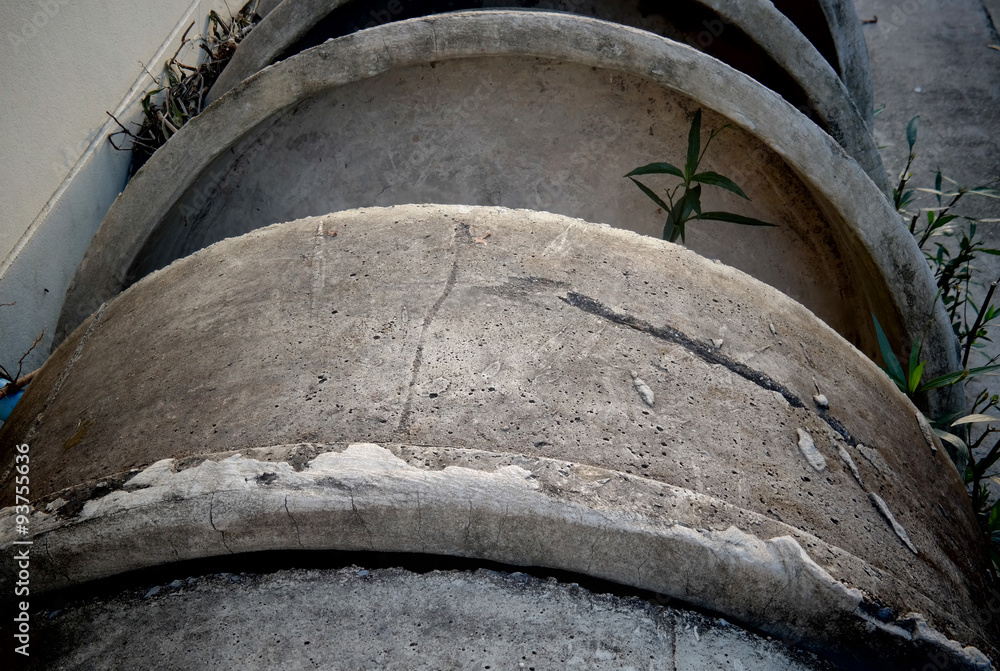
[625,109,775,243]
[875,113,1000,574]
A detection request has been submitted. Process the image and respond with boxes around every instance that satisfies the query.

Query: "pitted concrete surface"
[29,567,840,670]
[208,0,882,184]
[3,206,993,664]
[55,12,954,396]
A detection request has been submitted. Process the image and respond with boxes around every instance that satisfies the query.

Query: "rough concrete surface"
[208,0,883,190]
[2,206,994,666]
[29,567,839,670]
[54,11,956,399]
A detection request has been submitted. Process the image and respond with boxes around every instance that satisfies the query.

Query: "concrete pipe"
[55,12,955,411]
[207,0,884,187]
[28,566,865,669]
[5,206,996,668]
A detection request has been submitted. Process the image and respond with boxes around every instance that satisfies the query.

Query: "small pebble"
[813,394,829,409]
[630,371,655,407]
[357,569,370,577]
[711,339,724,350]
[168,579,183,589]
[143,586,161,599]
[797,428,827,472]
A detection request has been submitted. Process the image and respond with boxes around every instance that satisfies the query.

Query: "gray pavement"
[855,0,1000,370]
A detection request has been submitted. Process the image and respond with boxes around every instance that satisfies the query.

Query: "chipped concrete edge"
[0,442,991,669]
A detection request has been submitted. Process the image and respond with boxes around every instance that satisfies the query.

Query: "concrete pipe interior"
[7,207,996,667]
[207,0,884,187]
[56,13,951,392]
[31,563,846,670]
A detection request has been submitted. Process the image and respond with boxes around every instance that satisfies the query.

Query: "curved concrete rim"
[207,0,886,190]
[56,11,957,405]
[2,442,991,669]
[815,0,876,128]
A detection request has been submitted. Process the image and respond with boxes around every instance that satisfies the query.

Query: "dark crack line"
[208,493,233,554]
[398,229,462,434]
[761,577,790,615]
[416,491,424,554]
[348,487,376,550]
[285,495,304,548]
[561,291,863,447]
[44,533,77,585]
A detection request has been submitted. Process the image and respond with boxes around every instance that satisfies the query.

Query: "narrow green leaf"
[968,363,1000,378]
[906,115,919,151]
[918,369,968,391]
[934,428,971,473]
[628,177,669,211]
[688,185,703,217]
[686,109,702,180]
[872,314,907,391]
[625,162,684,179]
[691,171,750,199]
[908,361,926,394]
[908,342,921,382]
[664,211,680,243]
[696,212,777,227]
[952,414,1000,426]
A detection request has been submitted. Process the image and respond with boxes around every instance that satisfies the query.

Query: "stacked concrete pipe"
[56,12,955,406]
[2,206,996,668]
[3,6,991,670]
[208,0,886,191]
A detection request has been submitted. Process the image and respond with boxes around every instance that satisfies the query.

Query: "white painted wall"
[0,0,256,374]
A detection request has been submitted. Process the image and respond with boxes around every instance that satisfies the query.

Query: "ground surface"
[854,0,1000,367]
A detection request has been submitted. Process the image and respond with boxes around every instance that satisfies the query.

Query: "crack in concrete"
[208,493,233,554]
[43,533,77,585]
[347,487,376,551]
[761,577,790,615]
[284,495,303,548]
[398,227,461,434]
[561,291,865,447]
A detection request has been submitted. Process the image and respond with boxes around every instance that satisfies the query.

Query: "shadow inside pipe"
[277,0,817,126]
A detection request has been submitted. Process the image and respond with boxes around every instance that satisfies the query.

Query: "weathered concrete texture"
[56,11,954,396]
[3,207,994,664]
[4,442,994,668]
[208,0,884,189]
[29,567,838,670]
